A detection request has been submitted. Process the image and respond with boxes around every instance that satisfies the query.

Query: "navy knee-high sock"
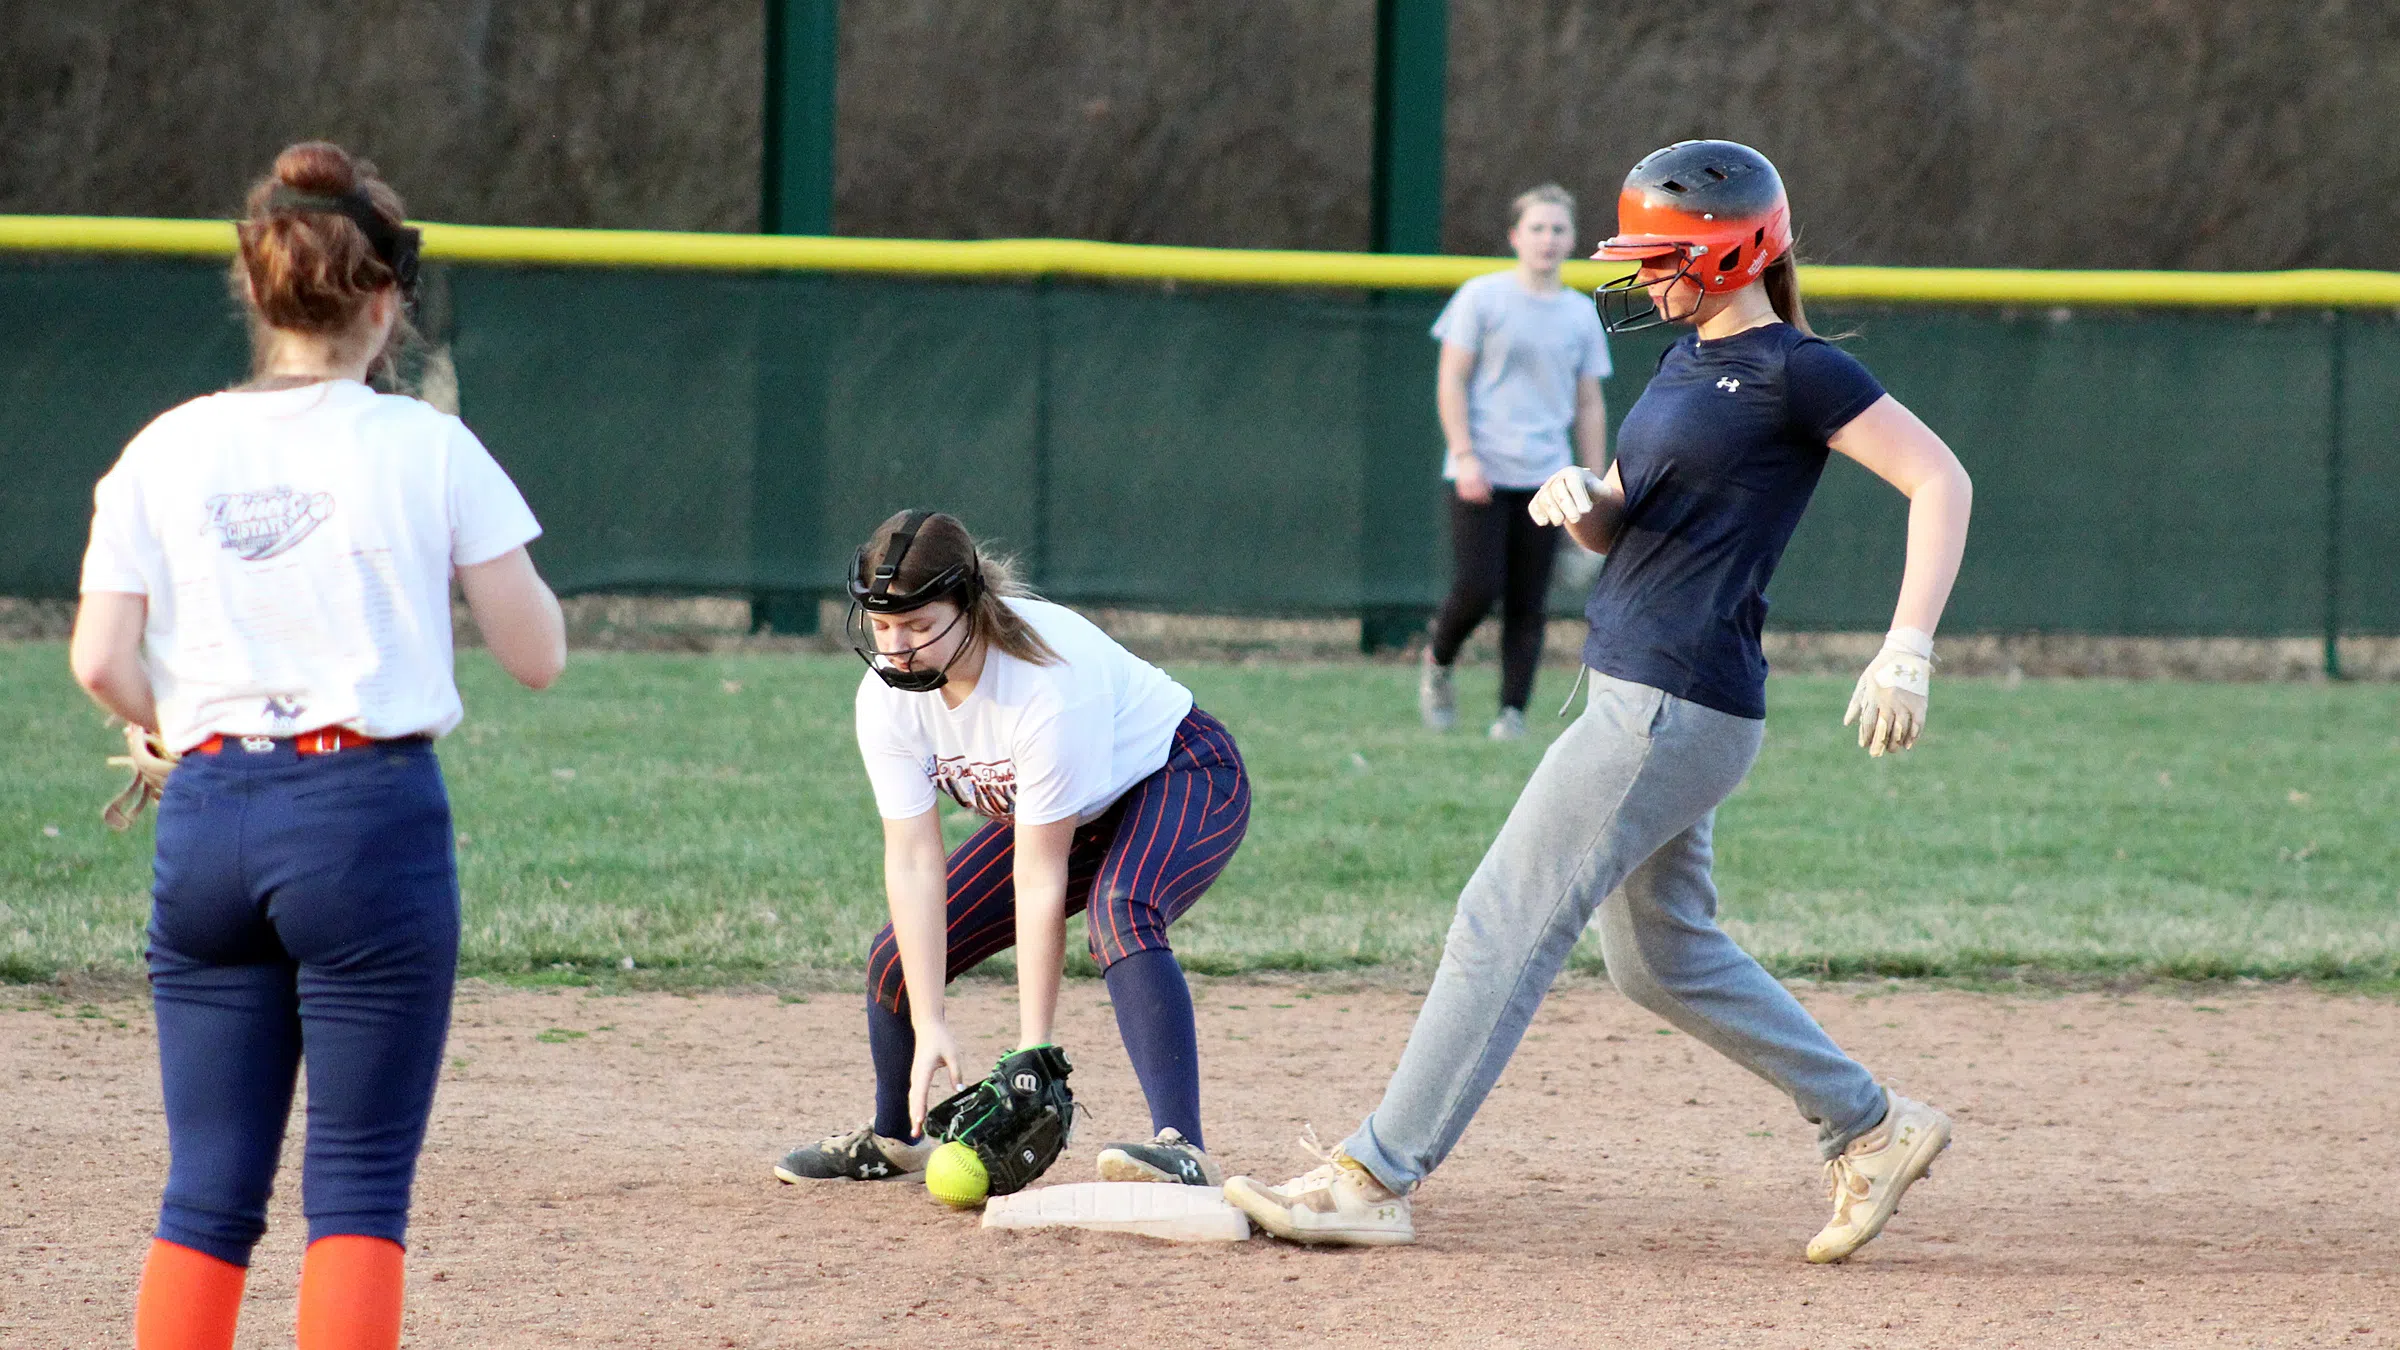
[867,995,918,1143]
[1104,949,1204,1147]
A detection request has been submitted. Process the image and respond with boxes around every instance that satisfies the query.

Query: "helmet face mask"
[847,509,983,692]
[849,601,974,693]
[1592,140,1792,334]
[1593,249,1706,333]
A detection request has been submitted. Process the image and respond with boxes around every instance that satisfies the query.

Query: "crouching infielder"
[775,510,1250,1191]
[1226,140,1974,1263]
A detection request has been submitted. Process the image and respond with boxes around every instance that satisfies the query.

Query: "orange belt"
[190,728,405,757]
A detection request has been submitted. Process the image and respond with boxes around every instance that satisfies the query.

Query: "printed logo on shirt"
[203,487,335,562]
[930,755,1017,822]
[263,695,307,726]
[1716,377,1741,393]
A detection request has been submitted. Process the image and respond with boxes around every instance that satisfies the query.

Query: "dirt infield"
[7,978,2396,1349]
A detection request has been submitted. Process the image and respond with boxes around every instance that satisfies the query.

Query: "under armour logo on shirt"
[1717,377,1741,393]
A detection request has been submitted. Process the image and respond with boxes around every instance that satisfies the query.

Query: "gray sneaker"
[1096,1127,1224,1186]
[1488,707,1527,741]
[1419,649,1456,731]
[773,1125,933,1183]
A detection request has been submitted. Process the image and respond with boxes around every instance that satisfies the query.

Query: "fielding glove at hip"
[102,722,180,831]
[924,1044,1076,1197]
[1843,627,1934,757]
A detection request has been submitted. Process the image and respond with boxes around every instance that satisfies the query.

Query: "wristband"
[1883,626,1935,662]
[1871,628,1934,697]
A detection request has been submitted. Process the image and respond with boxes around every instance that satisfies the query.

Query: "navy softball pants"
[146,737,458,1266]
[865,707,1250,1012]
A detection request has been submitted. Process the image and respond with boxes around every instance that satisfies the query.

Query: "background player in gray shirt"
[1421,184,1613,740]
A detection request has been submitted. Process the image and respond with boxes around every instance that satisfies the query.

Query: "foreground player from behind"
[1227,140,1973,1262]
[773,510,1250,1192]
[71,141,566,1348]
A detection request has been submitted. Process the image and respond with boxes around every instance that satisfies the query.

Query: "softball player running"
[1421,184,1612,741]
[773,510,1251,1189]
[1228,140,1974,1262]
[69,141,565,1348]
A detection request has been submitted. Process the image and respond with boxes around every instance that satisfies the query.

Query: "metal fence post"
[761,0,839,237]
[753,0,840,634]
[1370,0,1447,257]
[1361,0,1448,652]
[1031,277,1053,590]
[2325,310,2347,680]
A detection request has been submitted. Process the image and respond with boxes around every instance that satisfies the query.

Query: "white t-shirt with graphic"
[855,598,1195,827]
[78,380,541,751]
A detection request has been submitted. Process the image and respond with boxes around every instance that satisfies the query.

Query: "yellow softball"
[925,1140,989,1208]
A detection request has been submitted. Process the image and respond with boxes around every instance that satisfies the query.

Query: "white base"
[980,1182,1253,1243]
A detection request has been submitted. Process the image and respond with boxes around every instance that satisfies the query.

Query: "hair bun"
[236,140,408,341]
[273,141,358,196]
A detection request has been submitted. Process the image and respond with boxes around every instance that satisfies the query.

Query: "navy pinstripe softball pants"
[866,708,1249,1014]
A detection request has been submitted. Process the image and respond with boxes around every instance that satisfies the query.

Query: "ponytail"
[1762,254,1813,336]
[1763,251,1856,341]
[968,552,1063,667]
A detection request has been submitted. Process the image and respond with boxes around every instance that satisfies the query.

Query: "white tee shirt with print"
[855,598,1195,828]
[78,380,542,751]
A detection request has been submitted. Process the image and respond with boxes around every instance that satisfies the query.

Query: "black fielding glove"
[923,1044,1076,1196]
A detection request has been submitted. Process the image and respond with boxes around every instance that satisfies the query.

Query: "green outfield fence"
[2,217,2396,659]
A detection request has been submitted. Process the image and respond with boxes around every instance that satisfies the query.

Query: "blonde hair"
[1509,183,1576,229]
[858,511,1061,667]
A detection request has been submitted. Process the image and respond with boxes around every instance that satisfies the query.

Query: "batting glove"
[1528,466,1604,528]
[1843,627,1934,758]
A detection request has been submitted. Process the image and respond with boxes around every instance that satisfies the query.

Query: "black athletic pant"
[1430,486,1560,713]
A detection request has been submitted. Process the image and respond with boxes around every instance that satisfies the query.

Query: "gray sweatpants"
[1343,670,1888,1192]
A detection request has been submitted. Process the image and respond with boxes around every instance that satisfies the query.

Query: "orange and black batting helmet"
[1592,140,1791,331]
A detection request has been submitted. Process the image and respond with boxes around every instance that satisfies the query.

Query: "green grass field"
[5,641,2396,986]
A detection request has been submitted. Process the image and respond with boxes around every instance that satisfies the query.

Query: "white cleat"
[1223,1135,1414,1247]
[1806,1091,1952,1263]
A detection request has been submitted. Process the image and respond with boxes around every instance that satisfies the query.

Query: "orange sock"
[135,1238,247,1350]
[296,1234,406,1350]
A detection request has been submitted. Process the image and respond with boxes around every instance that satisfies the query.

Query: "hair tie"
[260,185,422,298]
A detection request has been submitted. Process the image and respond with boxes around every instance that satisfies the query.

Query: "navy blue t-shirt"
[1581,322,1886,719]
